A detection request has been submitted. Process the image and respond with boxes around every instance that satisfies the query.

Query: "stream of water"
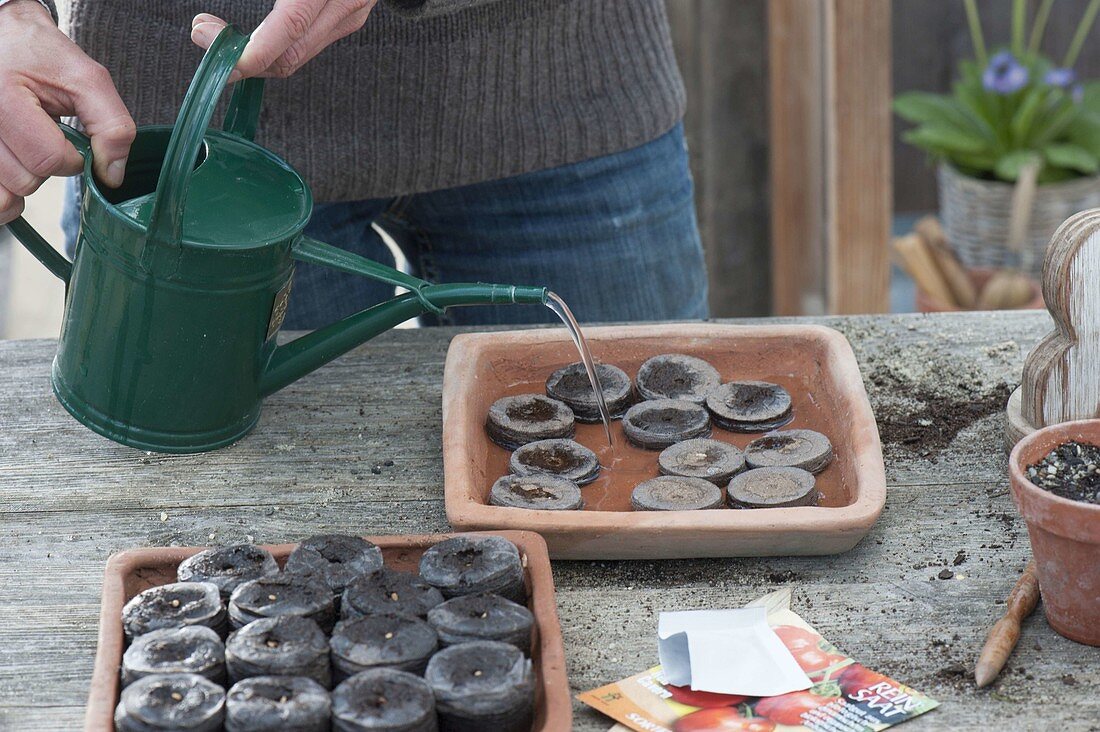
[545,291,614,447]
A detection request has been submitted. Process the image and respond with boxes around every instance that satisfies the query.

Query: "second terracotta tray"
[442,323,887,559]
[85,530,570,731]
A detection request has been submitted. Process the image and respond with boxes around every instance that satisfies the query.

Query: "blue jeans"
[63,123,708,329]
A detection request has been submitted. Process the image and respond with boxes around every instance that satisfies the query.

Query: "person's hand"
[0,0,135,224]
[191,0,379,81]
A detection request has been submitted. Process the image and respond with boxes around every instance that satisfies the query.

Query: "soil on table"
[1027,441,1100,504]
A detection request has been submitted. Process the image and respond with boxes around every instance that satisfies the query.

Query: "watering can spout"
[259,279,547,397]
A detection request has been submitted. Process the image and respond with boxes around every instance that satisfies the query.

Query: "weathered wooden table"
[2,312,1098,730]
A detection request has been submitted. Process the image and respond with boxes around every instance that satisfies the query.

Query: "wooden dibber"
[975,561,1040,688]
[1005,208,1100,447]
[891,234,956,308]
[914,216,977,309]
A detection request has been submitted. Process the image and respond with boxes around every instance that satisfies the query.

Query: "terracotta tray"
[442,324,886,559]
[86,530,570,731]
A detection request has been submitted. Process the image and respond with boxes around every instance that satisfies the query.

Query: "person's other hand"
[191,0,379,81]
[0,0,135,225]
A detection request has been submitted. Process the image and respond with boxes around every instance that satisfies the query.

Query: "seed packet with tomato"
[577,589,938,732]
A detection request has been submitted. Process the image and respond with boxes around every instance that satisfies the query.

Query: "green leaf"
[894,92,995,142]
[1081,81,1100,113]
[1044,143,1099,173]
[1029,95,1081,146]
[903,125,989,155]
[994,150,1042,180]
[1067,113,1100,155]
[1010,87,1048,145]
[955,82,1005,147]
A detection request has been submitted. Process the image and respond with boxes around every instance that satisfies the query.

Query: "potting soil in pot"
[114,535,537,731]
[1027,440,1100,504]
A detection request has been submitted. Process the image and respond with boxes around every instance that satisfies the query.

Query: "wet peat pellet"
[622,399,711,450]
[331,668,436,732]
[658,438,746,485]
[225,615,331,689]
[508,438,600,485]
[635,354,722,405]
[706,381,793,433]
[485,394,575,450]
[427,593,534,655]
[745,429,834,474]
[229,574,336,633]
[631,476,724,511]
[122,625,226,687]
[726,467,818,509]
[425,641,534,732]
[330,613,439,682]
[342,569,445,620]
[488,474,584,511]
[122,581,227,641]
[545,361,633,422]
[114,673,225,732]
[286,535,385,599]
[178,545,280,600]
[225,676,331,732]
[419,535,526,605]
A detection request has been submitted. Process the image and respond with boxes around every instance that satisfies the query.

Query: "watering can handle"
[145,26,261,257]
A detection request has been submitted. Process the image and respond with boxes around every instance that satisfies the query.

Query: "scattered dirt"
[873,380,1013,456]
[952,550,967,566]
[937,568,955,580]
[934,662,971,690]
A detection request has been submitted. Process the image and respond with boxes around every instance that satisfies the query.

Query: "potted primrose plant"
[895,0,1100,277]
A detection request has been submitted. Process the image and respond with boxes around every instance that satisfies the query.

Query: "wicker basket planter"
[938,164,1100,277]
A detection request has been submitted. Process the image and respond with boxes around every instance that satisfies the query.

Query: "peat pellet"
[178,545,280,600]
[122,581,227,641]
[508,438,600,485]
[631,476,724,511]
[485,394,575,450]
[419,535,526,605]
[658,438,746,485]
[225,616,331,689]
[545,361,633,422]
[342,569,445,620]
[229,574,336,633]
[635,354,722,404]
[225,676,331,732]
[114,673,225,732]
[122,626,226,687]
[726,467,818,509]
[332,668,437,732]
[330,613,439,682]
[622,399,711,450]
[425,641,534,732]
[706,381,793,433]
[745,429,834,474]
[286,535,385,598]
[427,593,534,655]
[488,474,584,511]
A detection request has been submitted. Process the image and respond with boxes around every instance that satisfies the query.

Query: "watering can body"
[5,29,545,453]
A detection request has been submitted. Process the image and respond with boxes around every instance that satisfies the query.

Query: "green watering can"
[5,27,547,453]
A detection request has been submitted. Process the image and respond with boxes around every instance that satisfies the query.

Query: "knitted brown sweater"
[51,0,685,202]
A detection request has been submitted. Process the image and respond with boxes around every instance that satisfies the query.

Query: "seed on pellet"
[285,534,385,600]
[545,361,634,422]
[225,676,331,732]
[508,438,600,485]
[658,438,746,484]
[330,613,439,681]
[635,354,722,404]
[225,616,331,689]
[485,394,575,450]
[122,625,226,687]
[177,545,280,600]
[489,474,584,511]
[331,668,437,732]
[427,593,534,654]
[631,476,724,511]
[745,429,834,474]
[706,381,794,433]
[425,641,534,732]
[419,535,526,605]
[726,467,818,509]
[114,673,225,732]
[622,399,711,450]
[342,569,445,620]
[228,574,336,633]
[121,581,227,641]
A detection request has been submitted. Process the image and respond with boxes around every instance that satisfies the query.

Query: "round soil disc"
[706,381,793,433]
[425,641,534,731]
[545,362,633,422]
[419,535,526,604]
[622,399,711,450]
[228,574,336,633]
[635,354,722,404]
[285,535,384,596]
[225,616,331,689]
[631,475,724,511]
[114,673,225,732]
[489,474,584,511]
[177,545,280,600]
[225,676,331,732]
[658,438,746,484]
[427,593,534,654]
[122,625,226,687]
[485,394,575,450]
[330,613,439,680]
[508,438,600,485]
[342,568,445,620]
[726,467,818,508]
[332,669,437,732]
[121,581,226,641]
[744,429,834,474]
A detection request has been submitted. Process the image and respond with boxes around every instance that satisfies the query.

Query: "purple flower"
[1044,67,1077,88]
[983,51,1029,94]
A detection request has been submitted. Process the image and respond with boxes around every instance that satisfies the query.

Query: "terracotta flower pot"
[915,267,1044,313]
[1009,420,1100,646]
